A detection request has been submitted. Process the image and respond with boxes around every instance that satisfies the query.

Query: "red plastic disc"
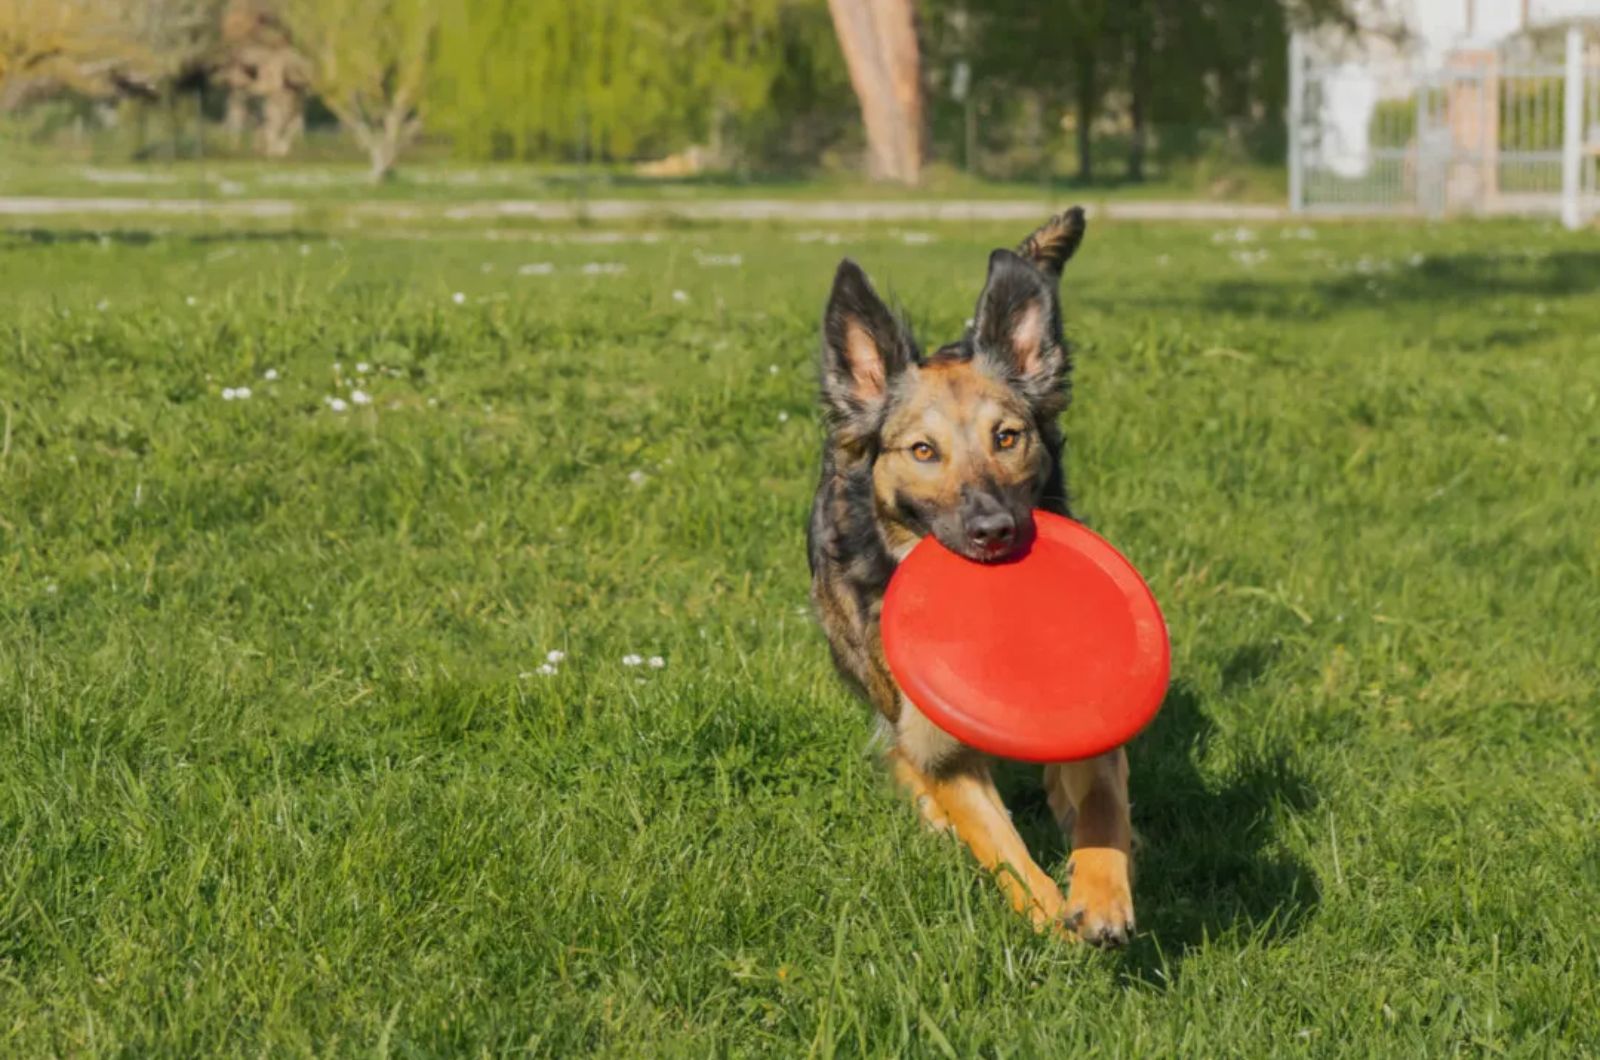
[881,510,1169,763]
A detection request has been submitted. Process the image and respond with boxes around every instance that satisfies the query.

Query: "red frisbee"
[881,510,1169,763]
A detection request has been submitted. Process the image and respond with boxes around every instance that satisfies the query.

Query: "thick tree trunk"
[367,138,397,183]
[1123,0,1150,182]
[1075,52,1096,184]
[826,0,923,184]
[259,87,301,157]
[339,106,418,183]
[224,88,249,148]
[1128,35,1147,182]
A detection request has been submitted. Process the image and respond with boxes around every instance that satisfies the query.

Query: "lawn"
[1,214,1597,1055]
[0,140,1286,206]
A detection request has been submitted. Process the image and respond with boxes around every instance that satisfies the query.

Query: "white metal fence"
[1289,27,1599,227]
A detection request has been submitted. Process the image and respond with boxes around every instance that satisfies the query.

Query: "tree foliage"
[283,0,437,180]
[921,0,1356,180]
[429,0,846,165]
[0,0,151,111]
[5,0,1358,183]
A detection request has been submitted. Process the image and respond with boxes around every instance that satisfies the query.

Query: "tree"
[432,0,683,164]
[1062,0,1109,182]
[0,0,147,112]
[826,0,923,184]
[284,0,437,181]
[216,1,310,157]
[1115,0,1151,180]
[126,0,227,85]
[429,0,836,170]
[924,0,1359,185]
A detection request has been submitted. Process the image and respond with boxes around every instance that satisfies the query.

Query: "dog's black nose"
[967,512,1016,555]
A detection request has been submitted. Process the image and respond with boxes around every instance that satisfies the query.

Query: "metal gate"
[1289,27,1599,226]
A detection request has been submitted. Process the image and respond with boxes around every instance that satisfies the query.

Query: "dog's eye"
[995,428,1022,451]
[910,442,938,463]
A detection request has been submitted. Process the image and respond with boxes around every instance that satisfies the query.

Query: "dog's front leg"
[892,748,1068,932]
[933,765,1070,931]
[1044,750,1135,946]
[886,747,952,833]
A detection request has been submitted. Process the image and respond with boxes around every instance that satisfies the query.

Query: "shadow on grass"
[1193,250,1600,321]
[0,228,327,249]
[995,646,1320,983]
[1117,675,1320,984]
[536,168,1171,196]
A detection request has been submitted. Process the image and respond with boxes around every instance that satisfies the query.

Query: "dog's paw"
[1062,847,1134,947]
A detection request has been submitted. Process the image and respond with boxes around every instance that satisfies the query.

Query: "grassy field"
[0,141,1286,205]
[2,212,1597,1055]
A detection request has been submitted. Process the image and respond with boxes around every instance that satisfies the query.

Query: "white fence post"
[1288,32,1305,214]
[1562,26,1584,230]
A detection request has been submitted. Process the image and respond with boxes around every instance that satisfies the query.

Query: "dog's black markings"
[807,211,1088,737]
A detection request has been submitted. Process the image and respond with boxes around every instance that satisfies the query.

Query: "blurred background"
[0,1,1596,213]
[2,0,1313,193]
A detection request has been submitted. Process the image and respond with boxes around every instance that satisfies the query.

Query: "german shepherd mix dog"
[808,210,1135,945]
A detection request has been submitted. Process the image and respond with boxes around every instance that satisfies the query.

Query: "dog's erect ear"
[821,259,911,434]
[1015,208,1086,282]
[973,248,1068,415]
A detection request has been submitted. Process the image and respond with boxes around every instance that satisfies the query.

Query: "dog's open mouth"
[965,542,1032,564]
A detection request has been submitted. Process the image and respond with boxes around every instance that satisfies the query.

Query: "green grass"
[2,214,1598,1055]
[0,139,1285,205]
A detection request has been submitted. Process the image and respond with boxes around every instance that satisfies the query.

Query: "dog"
[807,210,1135,945]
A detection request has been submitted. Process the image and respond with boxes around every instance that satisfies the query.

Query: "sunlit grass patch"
[1,217,1597,1054]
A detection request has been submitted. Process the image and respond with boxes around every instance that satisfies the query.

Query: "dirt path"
[0,196,1289,224]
